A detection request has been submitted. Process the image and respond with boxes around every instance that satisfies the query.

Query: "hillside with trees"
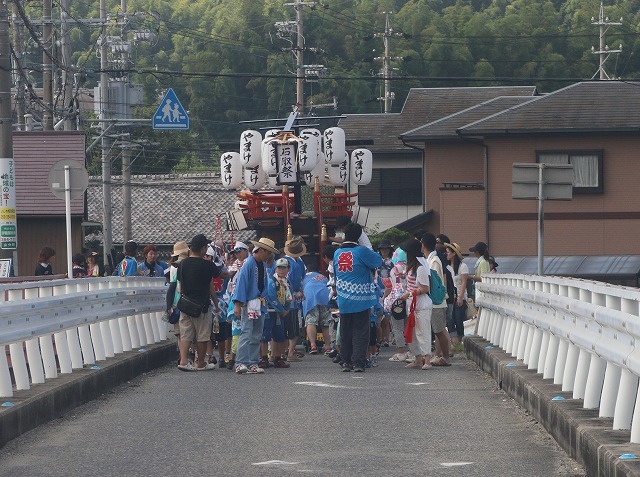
[29,0,640,173]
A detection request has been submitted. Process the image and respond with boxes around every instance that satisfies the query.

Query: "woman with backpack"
[397,239,433,370]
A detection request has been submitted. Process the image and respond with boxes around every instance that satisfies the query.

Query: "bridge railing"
[475,274,640,443]
[0,277,168,398]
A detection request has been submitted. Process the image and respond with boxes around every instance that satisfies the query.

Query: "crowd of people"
[34,217,497,375]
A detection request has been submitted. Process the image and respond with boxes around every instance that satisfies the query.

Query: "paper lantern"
[267,174,282,190]
[244,164,265,190]
[350,149,373,185]
[220,152,242,189]
[328,157,348,186]
[277,143,298,185]
[299,129,320,172]
[323,127,345,165]
[261,129,279,174]
[303,160,325,186]
[240,130,262,168]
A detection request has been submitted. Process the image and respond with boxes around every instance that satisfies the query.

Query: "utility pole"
[591,1,622,80]
[0,1,16,270]
[374,12,405,113]
[284,1,317,112]
[11,2,25,131]
[60,0,74,130]
[42,0,53,130]
[121,0,132,246]
[100,0,113,270]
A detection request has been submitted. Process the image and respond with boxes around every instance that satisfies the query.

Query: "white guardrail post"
[0,277,167,398]
[476,273,640,444]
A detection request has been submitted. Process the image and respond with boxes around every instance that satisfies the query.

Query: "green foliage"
[369,227,412,250]
[56,0,640,174]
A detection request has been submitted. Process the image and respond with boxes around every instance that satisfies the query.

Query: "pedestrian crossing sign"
[152,88,189,130]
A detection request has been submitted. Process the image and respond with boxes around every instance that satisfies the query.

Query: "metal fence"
[475,274,640,443]
[0,277,168,398]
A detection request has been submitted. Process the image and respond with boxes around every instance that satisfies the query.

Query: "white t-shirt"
[358,231,373,250]
[407,265,432,311]
[427,252,447,309]
[447,262,469,300]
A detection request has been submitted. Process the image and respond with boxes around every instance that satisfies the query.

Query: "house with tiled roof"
[86,173,254,257]
[400,81,640,257]
[338,86,537,232]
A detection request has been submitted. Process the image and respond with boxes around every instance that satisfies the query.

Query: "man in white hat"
[232,237,280,374]
[228,241,250,275]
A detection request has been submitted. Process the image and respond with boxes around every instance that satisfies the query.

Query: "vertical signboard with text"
[0,159,16,250]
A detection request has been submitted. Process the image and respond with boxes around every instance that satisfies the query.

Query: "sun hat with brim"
[284,236,307,258]
[172,241,189,258]
[251,237,279,254]
[444,242,464,261]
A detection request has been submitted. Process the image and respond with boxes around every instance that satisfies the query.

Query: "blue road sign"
[152,88,189,130]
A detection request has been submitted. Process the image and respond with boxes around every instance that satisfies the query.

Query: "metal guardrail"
[0,277,168,398]
[475,274,640,443]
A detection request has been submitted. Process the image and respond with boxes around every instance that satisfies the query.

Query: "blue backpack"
[428,269,446,305]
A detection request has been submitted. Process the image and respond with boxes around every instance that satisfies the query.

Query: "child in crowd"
[302,270,332,355]
[261,258,291,368]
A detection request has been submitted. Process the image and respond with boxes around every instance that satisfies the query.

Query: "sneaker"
[370,355,378,367]
[365,359,372,369]
[247,364,265,374]
[258,357,270,368]
[382,340,389,348]
[405,352,415,363]
[389,353,405,362]
[235,363,248,374]
[353,366,365,373]
[341,363,352,372]
[273,359,290,368]
[224,353,232,363]
[325,348,338,358]
[227,359,235,370]
[332,354,342,364]
[218,360,226,369]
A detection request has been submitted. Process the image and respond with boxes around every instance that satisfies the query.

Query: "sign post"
[512,163,573,275]
[0,158,17,251]
[48,160,89,277]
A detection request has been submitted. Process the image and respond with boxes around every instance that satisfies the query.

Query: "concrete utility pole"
[374,12,404,113]
[42,0,53,130]
[591,1,622,80]
[11,2,25,131]
[100,0,113,270]
[284,1,317,112]
[121,0,132,246]
[60,0,74,131]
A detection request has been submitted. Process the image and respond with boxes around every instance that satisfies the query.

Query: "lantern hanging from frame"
[240,130,262,168]
[220,152,242,189]
[350,149,373,185]
[244,164,265,190]
[323,127,345,165]
[261,129,280,174]
[298,128,320,172]
[328,154,348,186]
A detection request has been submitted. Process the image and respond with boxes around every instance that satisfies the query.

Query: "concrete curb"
[465,336,640,477]
[0,340,176,449]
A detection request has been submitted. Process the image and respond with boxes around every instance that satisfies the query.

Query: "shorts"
[173,322,180,336]
[304,305,332,327]
[369,322,377,347]
[431,307,447,334]
[214,321,232,342]
[283,310,299,339]
[261,311,286,343]
[179,311,212,342]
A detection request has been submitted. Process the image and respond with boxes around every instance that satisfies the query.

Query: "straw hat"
[444,242,464,260]
[172,241,189,259]
[250,237,279,254]
[284,236,307,258]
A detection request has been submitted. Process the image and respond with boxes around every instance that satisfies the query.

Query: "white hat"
[250,237,279,254]
[233,241,249,252]
[206,245,216,257]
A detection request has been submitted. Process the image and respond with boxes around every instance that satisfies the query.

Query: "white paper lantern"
[350,149,373,185]
[303,160,325,186]
[277,143,298,185]
[267,174,282,190]
[261,129,279,174]
[244,164,265,190]
[323,127,345,165]
[328,158,348,186]
[299,129,320,172]
[220,152,242,189]
[240,130,262,168]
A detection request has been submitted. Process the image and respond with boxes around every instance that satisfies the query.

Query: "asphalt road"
[0,347,586,477]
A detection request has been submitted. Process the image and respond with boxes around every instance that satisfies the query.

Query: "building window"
[536,150,603,194]
[358,168,423,206]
